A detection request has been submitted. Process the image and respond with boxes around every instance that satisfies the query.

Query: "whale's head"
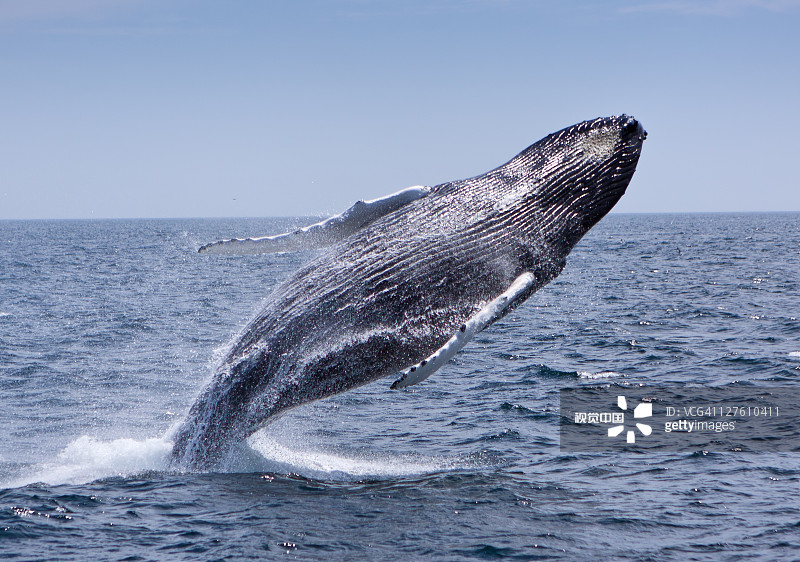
[492,115,646,251]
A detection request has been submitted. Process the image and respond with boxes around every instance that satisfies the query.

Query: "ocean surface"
[1,213,798,560]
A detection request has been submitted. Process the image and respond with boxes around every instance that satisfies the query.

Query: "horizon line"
[2,210,799,222]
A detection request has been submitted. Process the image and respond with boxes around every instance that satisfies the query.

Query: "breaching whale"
[169,115,646,470]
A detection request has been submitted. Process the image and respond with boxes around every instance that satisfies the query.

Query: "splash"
[223,431,467,481]
[577,370,622,379]
[3,436,173,488]
[2,429,466,488]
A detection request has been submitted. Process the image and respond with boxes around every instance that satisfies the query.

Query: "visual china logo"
[607,396,653,443]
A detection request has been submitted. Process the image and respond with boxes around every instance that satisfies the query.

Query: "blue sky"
[1,0,798,219]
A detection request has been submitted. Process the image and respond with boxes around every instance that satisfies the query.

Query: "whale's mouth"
[495,114,645,246]
[571,115,646,233]
[597,115,646,199]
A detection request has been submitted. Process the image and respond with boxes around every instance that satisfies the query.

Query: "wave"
[2,436,172,488]
[234,432,467,480]
[577,370,622,379]
[2,430,466,488]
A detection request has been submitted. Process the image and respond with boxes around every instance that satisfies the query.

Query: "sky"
[1,0,798,219]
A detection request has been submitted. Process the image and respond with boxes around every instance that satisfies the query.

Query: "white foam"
[789,351,800,359]
[237,433,463,480]
[3,436,173,488]
[577,370,621,379]
[0,312,10,317]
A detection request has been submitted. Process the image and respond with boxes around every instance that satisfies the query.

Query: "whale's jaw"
[487,115,645,253]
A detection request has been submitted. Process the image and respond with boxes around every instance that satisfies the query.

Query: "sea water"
[1,214,798,560]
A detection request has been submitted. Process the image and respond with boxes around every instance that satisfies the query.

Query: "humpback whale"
[170,115,646,470]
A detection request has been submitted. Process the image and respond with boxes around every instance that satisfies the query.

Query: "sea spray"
[4,436,173,487]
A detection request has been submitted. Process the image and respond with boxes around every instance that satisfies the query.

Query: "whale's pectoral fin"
[198,185,431,255]
[391,272,536,389]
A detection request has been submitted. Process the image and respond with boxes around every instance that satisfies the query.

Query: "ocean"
[1,213,798,560]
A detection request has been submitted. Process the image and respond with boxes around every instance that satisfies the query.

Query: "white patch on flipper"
[391,272,536,389]
[199,186,431,255]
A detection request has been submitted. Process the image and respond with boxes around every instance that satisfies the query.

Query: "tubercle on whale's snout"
[620,115,647,142]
